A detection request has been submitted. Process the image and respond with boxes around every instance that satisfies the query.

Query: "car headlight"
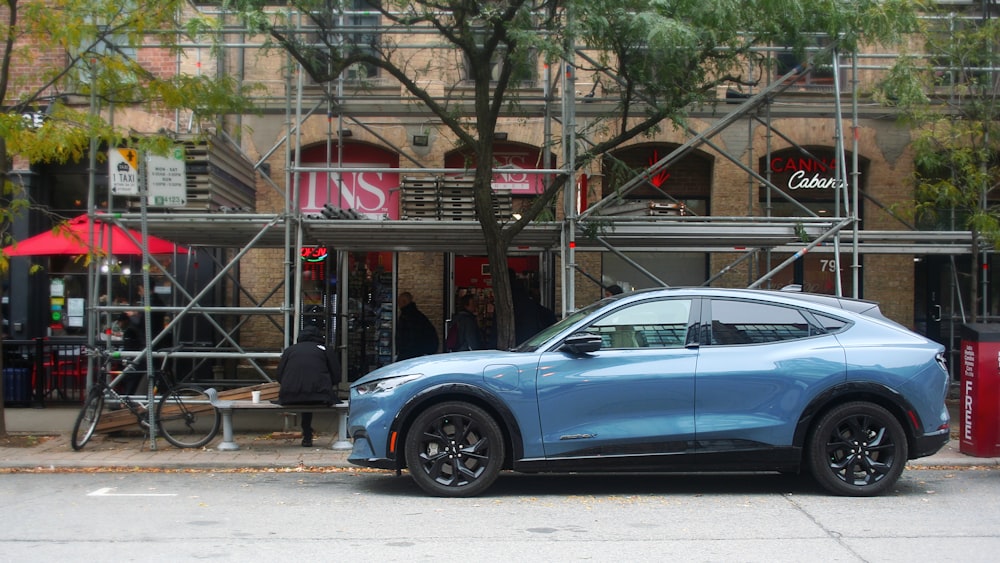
[354,374,423,396]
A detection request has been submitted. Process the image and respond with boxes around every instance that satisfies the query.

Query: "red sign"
[301,247,328,262]
[445,143,546,195]
[766,154,845,192]
[298,144,400,219]
[769,156,837,174]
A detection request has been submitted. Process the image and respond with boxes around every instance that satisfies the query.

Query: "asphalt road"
[1,467,997,562]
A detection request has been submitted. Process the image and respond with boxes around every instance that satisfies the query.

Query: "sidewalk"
[0,405,354,470]
[1,400,998,471]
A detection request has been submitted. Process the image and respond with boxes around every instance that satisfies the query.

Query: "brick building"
[3,2,991,389]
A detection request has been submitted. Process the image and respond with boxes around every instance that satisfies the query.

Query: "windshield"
[515,299,607,352]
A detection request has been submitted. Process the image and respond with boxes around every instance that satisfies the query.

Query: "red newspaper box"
[959,324,1000,457]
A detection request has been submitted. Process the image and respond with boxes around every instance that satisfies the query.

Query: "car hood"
[352,350,529,385]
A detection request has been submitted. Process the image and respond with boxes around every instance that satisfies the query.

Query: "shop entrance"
[299,248,395,383]
[451,255,553,347]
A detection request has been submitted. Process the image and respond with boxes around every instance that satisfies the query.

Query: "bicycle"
[71,346,221,450]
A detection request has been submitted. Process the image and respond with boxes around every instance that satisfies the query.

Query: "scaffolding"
[62,5,984,397]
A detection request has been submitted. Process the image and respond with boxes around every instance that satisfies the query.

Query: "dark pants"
[288,401,329,439]
[302,412,314,439]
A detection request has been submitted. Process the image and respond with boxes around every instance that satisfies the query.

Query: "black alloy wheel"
[808,401,908,497]
[404,401,504,497]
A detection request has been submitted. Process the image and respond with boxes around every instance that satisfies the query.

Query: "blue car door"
[694,297,847,448]
[536,298,698,458]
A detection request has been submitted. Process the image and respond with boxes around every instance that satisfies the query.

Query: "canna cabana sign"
[769,155,846,191]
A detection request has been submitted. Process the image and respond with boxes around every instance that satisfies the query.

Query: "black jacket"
[453,309,482,351]
[276,327,341,405]
[397,302,439,359]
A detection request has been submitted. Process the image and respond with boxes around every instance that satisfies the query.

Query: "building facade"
[3,2,994,389]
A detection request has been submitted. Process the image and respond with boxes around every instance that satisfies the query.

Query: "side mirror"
[560,332,602,354]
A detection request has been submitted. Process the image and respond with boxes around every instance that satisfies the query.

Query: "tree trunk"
[472,147,517,350]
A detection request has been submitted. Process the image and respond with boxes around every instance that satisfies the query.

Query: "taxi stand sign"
[109,148,139,195]
[107,147,187,208]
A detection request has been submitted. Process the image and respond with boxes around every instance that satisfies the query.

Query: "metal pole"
[85,60,100,392]
[137,154,157,450]
[831,49,846,297]
[561,7,577,315]
[851,51,861,297]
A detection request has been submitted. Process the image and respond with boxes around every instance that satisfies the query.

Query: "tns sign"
[297,144,400,219]
[298,168,400,219]
[445,144,546,194]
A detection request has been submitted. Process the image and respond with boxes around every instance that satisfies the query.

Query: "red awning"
[2,214,188,257]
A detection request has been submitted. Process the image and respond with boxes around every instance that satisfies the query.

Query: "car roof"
[619,287,890,322]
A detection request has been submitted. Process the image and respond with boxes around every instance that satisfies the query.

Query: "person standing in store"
[450,293,483,351]
[115,313,145,396]
[396,291,439,360]
[509,268,556,345]
[131,285,169,349]
[275,325,341,447]
[124,285,169,390]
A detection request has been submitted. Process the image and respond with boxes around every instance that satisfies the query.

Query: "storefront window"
[347,252,394,380]
[600,143,712,289]
[757,148,868,295]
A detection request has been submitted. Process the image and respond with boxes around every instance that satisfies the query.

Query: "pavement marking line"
[87,487,178,497]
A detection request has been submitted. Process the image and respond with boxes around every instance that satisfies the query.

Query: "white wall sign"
[146,148,187,208]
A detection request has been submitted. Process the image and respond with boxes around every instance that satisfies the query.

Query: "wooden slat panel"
[94,382,279,434]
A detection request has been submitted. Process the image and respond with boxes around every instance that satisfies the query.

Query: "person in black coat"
[396,292,439,360]
[452,293,483,351]
[276,325,341,447]
[509,269,556,346]
[114,313,145,397]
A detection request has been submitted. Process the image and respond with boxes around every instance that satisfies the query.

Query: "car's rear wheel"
[404,401,504,497]
[808,401,908,497]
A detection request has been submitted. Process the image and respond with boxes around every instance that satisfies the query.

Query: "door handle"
[932,305,942,322]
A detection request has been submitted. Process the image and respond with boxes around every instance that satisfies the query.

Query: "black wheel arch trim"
[793,381,923,450]
[387,382,525,470]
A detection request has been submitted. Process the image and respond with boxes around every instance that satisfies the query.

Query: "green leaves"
[886,13,1000,250]
[0,0,260,170]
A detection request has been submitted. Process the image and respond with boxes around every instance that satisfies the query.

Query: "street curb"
[2,433,998,472]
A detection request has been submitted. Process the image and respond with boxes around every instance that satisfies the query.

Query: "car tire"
[404,401,505,497]
[807,401,908,497]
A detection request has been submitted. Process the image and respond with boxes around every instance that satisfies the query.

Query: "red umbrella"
[2,214,188,256]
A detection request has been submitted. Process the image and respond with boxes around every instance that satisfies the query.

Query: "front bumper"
[346,430,397,470]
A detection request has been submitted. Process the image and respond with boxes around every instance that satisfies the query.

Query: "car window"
[708,299,818,345]
[589,299,692,349]
[517,301,601,352]
[812,312,849,333]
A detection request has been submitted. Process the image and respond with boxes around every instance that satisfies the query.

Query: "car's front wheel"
[808,401,908,497]
[404,401,505,497]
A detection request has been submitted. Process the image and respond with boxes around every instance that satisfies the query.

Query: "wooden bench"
[205,388,350,451]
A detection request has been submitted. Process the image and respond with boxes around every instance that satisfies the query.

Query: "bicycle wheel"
[155,385,220,448]
[71,387,105,451]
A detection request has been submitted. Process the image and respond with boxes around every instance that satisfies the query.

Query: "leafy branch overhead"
[2,0,258,168]
[875,8,1000,320]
